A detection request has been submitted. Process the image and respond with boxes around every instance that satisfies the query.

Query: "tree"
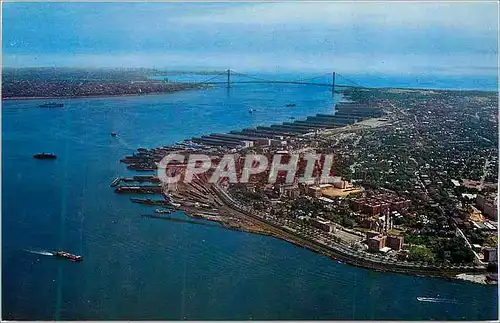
[408,246,435,262]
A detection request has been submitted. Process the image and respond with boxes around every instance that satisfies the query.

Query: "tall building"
[308,217,336,233]
[367,236,386,252]
[386,236,404,251]
[483,247,498,263]
[476,194,498,220]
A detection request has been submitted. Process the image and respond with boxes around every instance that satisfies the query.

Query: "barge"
[33,153,57,159]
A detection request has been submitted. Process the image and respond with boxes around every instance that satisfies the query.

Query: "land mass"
[2,67,201,99]
[112,84,498,284]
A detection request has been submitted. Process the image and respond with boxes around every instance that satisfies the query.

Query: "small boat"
[111,132,117,137]
[155,209,171,214]
[33,153,57,159]
[39,102,64,108]
[416,297,437,302]
[286,103,296,107]
[54,251,83,262]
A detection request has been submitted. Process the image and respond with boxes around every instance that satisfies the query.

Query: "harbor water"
[2,78,498,320]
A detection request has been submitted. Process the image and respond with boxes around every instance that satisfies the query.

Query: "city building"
[307,186,323,198]
[483,247,498,263]
[308,217,336,233]
[476,194,498,219]
[350,193,411,215]
[386,236,404,251]
[280,184,300,199]
[367,235,386,252]
[366,231,380,239]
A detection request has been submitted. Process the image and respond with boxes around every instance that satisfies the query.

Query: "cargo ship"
[54,251,83,262]
[33,153,57,159]
[39,102,64,108]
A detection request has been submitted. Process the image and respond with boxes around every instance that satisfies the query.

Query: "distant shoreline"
[2,85,496,102]
[1,86,209,101]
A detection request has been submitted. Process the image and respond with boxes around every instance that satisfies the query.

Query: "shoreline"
[112,89,497,286]
[1,85,208,102]
[163,175,495,286]
[211,185,495,285]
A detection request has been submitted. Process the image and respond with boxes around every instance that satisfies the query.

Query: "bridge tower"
[227,69,231,88]
[332,72,336,93]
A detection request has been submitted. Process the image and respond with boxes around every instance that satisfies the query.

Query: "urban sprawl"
[113,86,498,284]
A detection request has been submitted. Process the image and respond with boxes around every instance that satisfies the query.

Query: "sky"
[2,1,499,76]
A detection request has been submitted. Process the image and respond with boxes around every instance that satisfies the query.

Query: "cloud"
[2,1,497,75]
[174,2,498,31]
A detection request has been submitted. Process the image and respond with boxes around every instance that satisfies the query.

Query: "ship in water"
[286,103,296,107]
[130,198,170,206]
[111,132,117,137]
[54,251,83,262]
[155,209,171,214]
[39,102,64,108]
[416,296,456,304]
[33,153,57,159]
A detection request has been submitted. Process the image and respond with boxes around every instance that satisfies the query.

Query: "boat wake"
[417,297,458,304]
[24,249,54,256]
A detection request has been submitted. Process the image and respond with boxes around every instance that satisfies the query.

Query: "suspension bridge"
[163,70,380,150]
[164,69,366,91]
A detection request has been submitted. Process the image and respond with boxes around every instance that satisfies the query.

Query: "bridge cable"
[194,72,228,85]
[336,74,369,89]
[230,70,277,83]
[292,73,332,83]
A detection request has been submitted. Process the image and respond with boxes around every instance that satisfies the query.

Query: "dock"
[115,185,163,194]
[185,103,383,149]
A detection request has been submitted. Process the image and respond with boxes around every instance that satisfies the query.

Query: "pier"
[116,100,384,172]
[115,185,163,194]
[187,102,383,149]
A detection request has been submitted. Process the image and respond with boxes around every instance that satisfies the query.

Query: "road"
[211,184,485,275]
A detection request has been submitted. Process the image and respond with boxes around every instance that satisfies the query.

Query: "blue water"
[157,71,499,91]
[2,81,498,320]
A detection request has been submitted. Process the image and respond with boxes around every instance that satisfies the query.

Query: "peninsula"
[2,67,201,99]
[112,86,498,284]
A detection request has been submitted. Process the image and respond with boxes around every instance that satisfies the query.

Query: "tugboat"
[54,251,83,262]
[39,102,64,108]
[33,153,57,159]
